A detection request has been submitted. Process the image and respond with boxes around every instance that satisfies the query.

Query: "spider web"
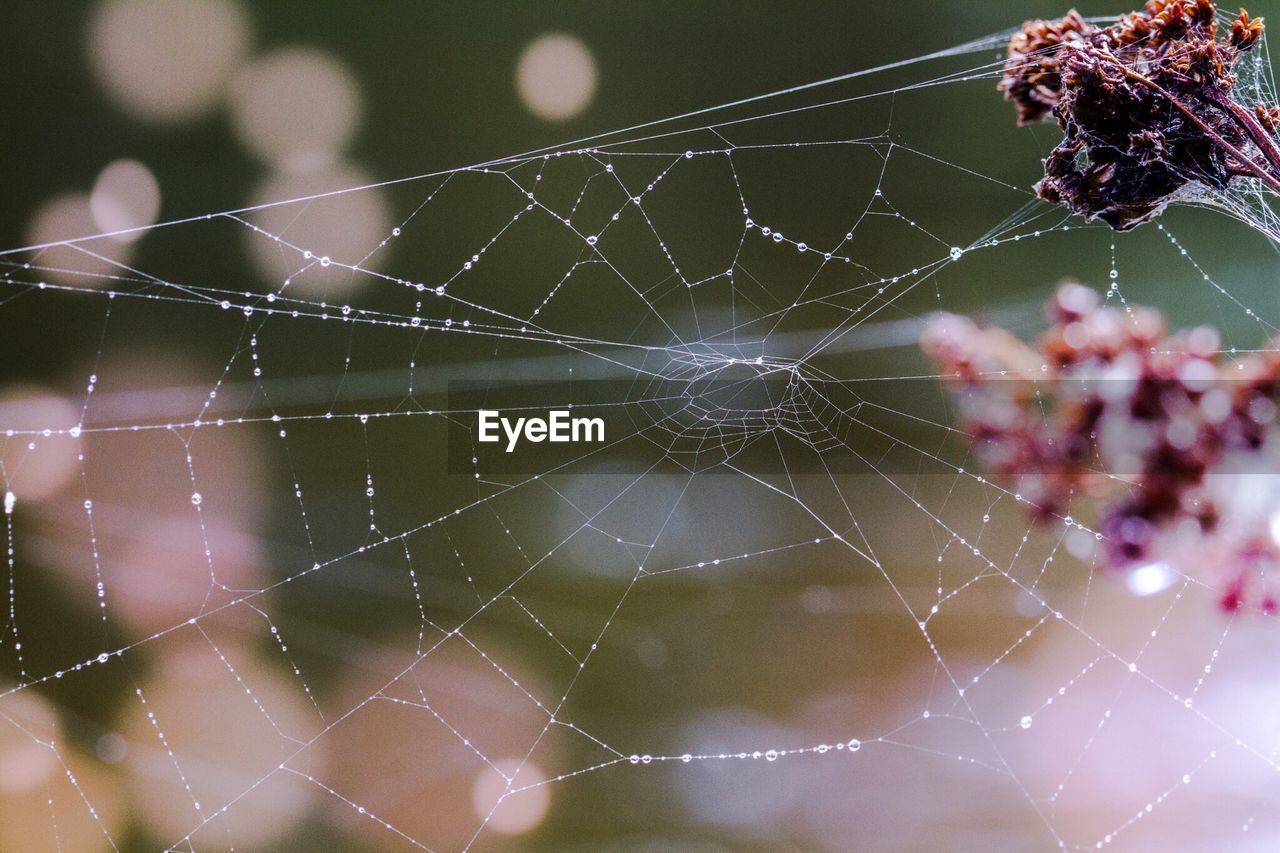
[4,17,1280,852]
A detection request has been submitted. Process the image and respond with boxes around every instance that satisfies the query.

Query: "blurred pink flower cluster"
[923,283,1280,612]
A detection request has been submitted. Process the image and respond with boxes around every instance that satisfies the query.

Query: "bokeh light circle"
[516,33,598,121]
[26,194,134,287]
[88,0,251,123]
[229,47,362,173]
[244,163,392,299]
[90,159,161,242]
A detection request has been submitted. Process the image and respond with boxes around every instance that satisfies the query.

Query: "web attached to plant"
[5,16,1280,852]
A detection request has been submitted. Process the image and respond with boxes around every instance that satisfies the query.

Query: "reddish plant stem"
[1120,64,1280,194]
[1220,97,1280,171]
[1166,68,1280,175]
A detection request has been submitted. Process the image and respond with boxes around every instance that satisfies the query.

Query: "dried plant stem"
[1119,63,1280,194]
[1216,96,1280,170]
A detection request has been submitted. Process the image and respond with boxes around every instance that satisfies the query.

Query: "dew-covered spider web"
[7,14,1280,852]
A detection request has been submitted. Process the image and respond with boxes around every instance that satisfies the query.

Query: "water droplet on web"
[1020,715,1032,729]
[950,246,963,260]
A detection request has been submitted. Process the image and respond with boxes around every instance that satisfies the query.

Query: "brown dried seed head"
[1004,0,1274,230]
[1257,103,1280,132]
[999,9,1095,124]
[1188,0,1217,26]
[1231,9,1265,51]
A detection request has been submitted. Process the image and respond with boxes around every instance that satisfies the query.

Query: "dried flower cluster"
[923,283,1280,613]
[1000,2,1278,230]
[999,9,1096,124]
